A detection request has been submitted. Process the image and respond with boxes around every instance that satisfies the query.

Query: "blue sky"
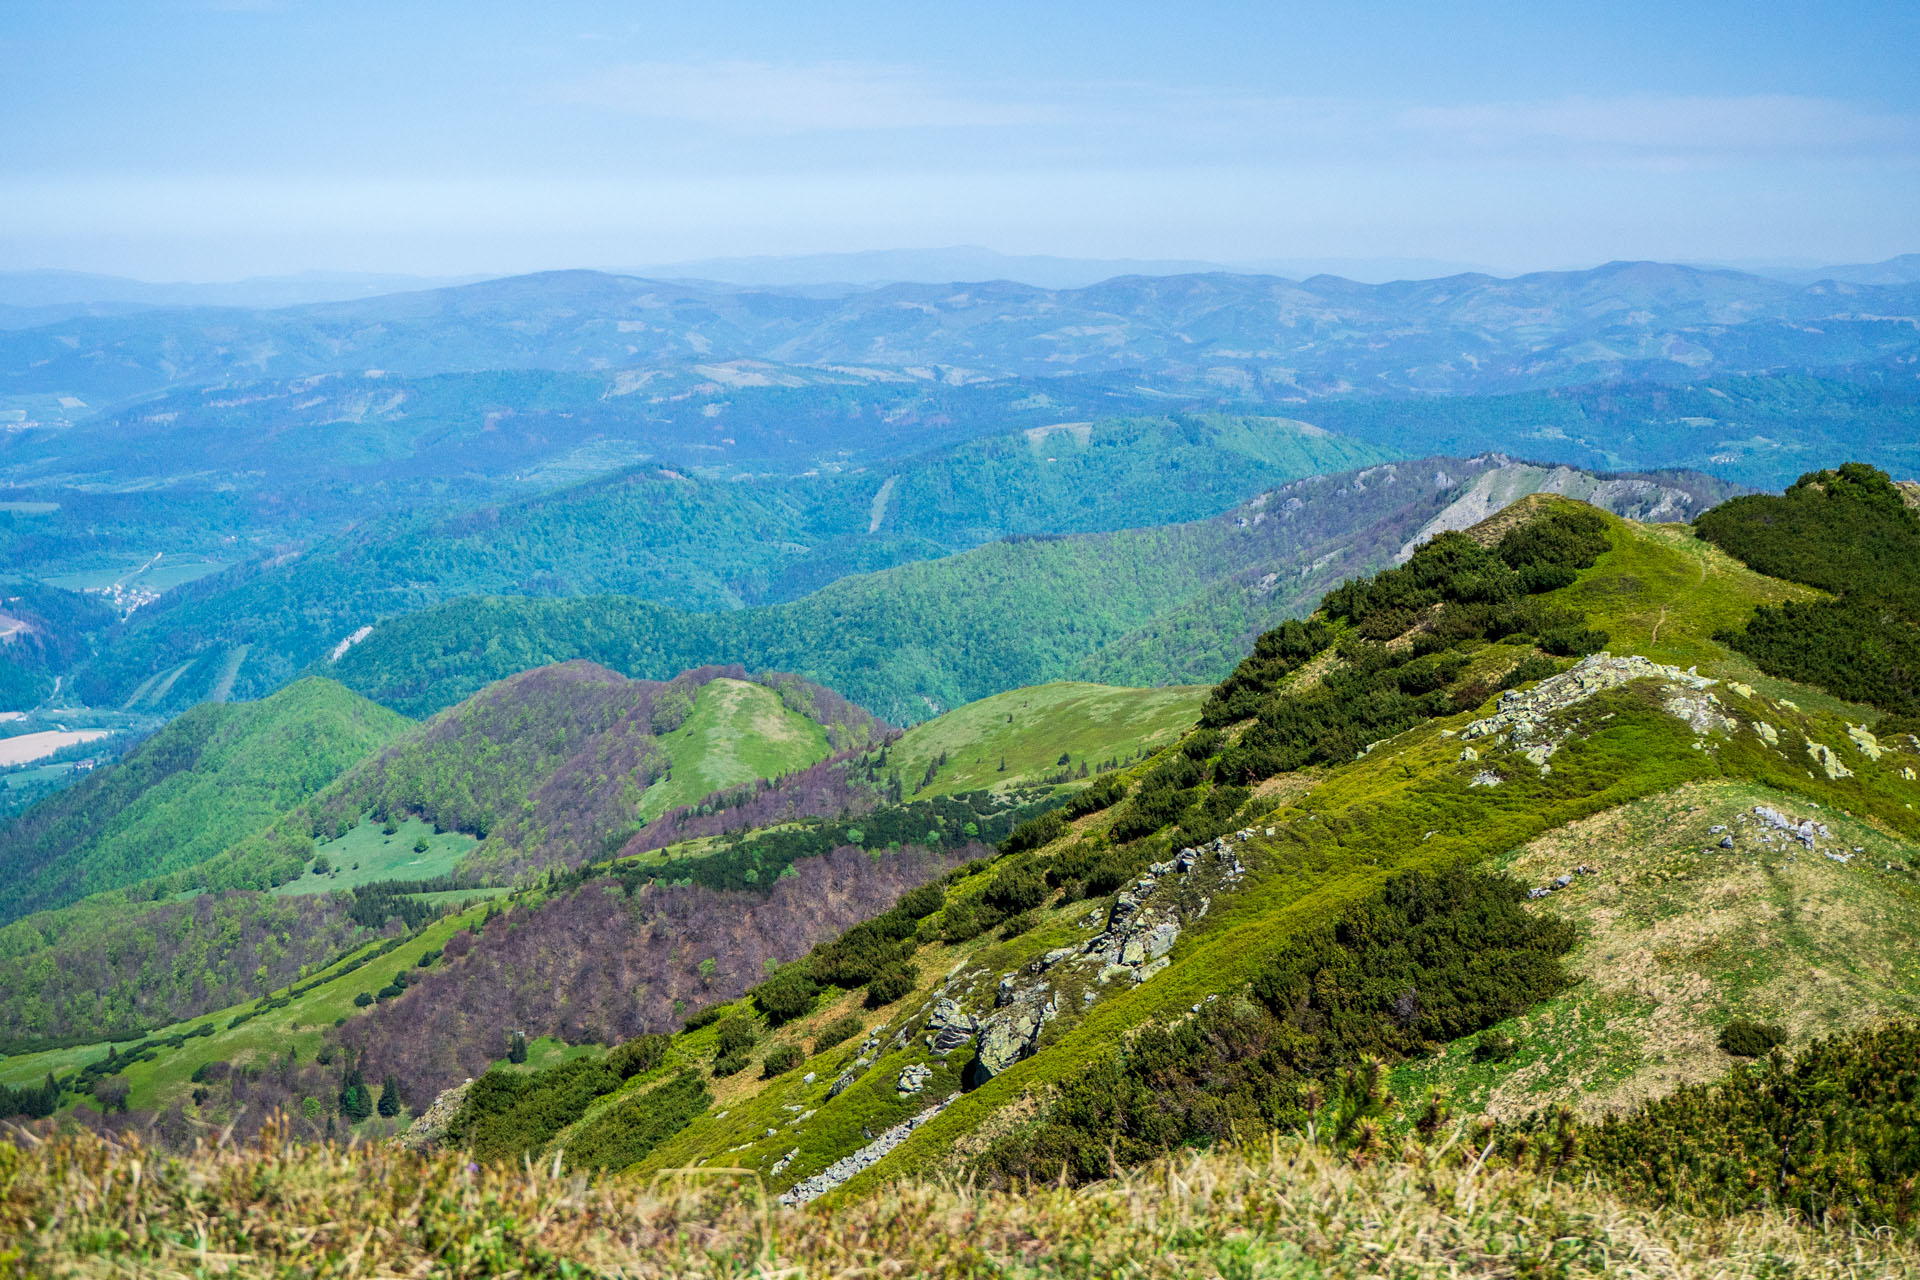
[2,0,1916,279]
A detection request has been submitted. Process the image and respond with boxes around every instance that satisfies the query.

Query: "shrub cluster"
[559,1069,711,1172]
[710,1015,758,1077]
[619,790,1047,897]
[448,1035,668,1161]
[977,867,1576,1185]
[1717,1018,1786,1058]
[1697,463,1920,719]
[761,1044,804,1078]
[1209,509,1611,787]
[1527,1019,1920,1229]
[811,1013,865,1054]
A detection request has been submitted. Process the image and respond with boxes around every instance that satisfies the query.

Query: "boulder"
[925,997,978,1053]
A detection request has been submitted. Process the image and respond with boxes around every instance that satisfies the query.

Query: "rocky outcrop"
[1806,738,1855,780]
[1394,464,1719,563]
[924,998,978,1053]
[396,1079,471,1153]
[959,829,1258,1084]
[776,1101,948,1206]
[972,984,1060,1080]
[1464,653,1716,748]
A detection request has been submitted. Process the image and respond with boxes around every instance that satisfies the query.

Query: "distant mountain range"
[0,269,492,323]
[7,250,1915,307]
[5,261,1917,415]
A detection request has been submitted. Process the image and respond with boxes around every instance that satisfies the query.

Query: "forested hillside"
[332,457,1726,722]
[0,678,407,925]
[0,664,880,1045]
[64,416,1386,711]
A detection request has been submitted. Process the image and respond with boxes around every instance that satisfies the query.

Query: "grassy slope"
[886,681,1207,796]
[272,816,478,896]
[1394,778,1920,1122]
[20,1125,1918,1278]
[0,677,409,923]
[597,506,1920,1200]
[636,677,832,820]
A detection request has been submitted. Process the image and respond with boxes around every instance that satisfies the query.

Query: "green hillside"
[0,663,875,1046]
[0,677,408,924]
[1394,779,1920,1122]
[636,677,833,820]
[436,492,1916,1210]
[70,415,1390,712]
[333,457,1726,722]
[886,681,1206,796]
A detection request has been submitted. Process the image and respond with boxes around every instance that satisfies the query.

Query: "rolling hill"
[0,677,408,926]
[326,456,1731,723]
[64,415,1389,712]
[4,263,1916,410]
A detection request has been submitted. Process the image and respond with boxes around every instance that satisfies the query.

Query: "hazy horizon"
[4,245,1917,303]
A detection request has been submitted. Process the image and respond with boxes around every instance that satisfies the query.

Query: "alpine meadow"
[4,3,1920,1276]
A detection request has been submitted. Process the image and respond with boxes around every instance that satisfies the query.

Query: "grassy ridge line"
[9,1123,1917,1277]
[623,505,1891,1193]
[886,681,1207,797]
[636,677,832,820]
[852,509,1920,1191]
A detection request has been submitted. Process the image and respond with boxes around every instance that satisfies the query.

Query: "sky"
[1,0,1917,281]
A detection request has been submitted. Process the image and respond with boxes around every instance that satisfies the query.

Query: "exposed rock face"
[1753,805,1832,849]
[1464,653,1717,751]
[1806,738,1855,780]
[1848,724,1884,761]
[895,1063,933,1097]
[924,998,978,1053]
[1393,465,1718,563]
[961,829,1257,1085]
[1664,689,1737,736]
[972,985,1059,1081]
[396,1079,471,1153]
[777,1101,948,1206]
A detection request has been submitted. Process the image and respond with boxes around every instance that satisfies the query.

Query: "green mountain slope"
[431,494,1910,1206]
[1393,778,1920,1122]
[886,682,1206,797]
[332,458,1726,722]
[71,415,1389,712]
[0,677,408,925]
[635,677,835,820]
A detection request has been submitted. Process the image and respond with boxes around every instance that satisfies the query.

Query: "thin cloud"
[552,60,1059,133]
[1400,94,1920,160]
[547,62,1920,173]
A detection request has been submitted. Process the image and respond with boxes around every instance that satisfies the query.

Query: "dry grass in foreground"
[4,1120,1920,1278]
